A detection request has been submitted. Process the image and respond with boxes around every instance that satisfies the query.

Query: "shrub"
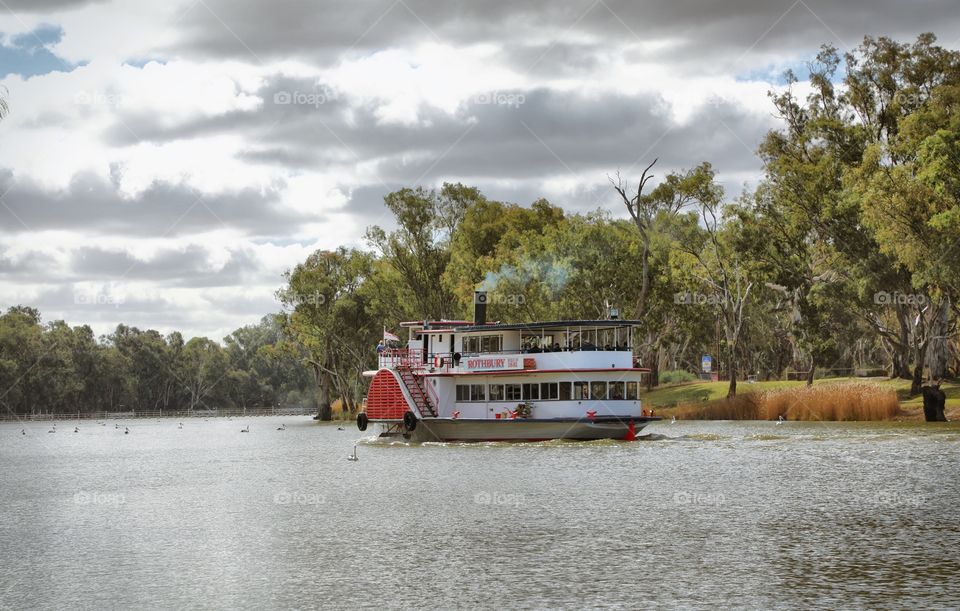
[659,370,698,385]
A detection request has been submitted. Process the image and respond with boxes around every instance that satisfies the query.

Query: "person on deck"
[376,340,385,354]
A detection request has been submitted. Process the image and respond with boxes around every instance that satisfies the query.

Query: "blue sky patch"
[736,54,847,85]
[123,58,168,69]
[0,24,81,78]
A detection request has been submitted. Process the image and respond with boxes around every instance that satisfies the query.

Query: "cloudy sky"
[1,0,958,340]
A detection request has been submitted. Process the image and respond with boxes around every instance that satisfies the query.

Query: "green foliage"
[0,309,311,416]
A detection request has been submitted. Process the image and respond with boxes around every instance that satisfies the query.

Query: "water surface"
[2,418,959,609]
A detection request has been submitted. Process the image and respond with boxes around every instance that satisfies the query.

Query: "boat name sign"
[463,356,531,371]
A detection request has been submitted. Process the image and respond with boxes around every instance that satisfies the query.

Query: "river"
[1,418,959,609]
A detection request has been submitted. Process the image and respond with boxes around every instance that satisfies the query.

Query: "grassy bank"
[641,377,960,421]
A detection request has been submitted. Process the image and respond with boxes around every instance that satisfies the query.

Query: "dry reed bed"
[674,383,901,421]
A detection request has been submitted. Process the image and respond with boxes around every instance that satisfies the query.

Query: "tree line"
[0,309,313,416]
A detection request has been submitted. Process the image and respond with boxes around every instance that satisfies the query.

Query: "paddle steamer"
[358,292,660,441]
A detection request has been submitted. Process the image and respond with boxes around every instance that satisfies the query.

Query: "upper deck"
[378,319,644,375]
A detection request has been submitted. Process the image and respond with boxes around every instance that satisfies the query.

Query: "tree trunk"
[316,367,333,421]
[893,304,914,379]
[910,363,924,397]
[726,347,737,398]
[647,348,660,389]
[805,360,816,387]
[727,371,737,399]
[925,296,950,381]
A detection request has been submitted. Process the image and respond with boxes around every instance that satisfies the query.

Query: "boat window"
[521,334,555,353]
[540,382,559,400]
[462,335,503,354]
[573,381,589,400]
[626,382,638,400]
[522,383,540,400]
[505,384,522,401]
[608,381,625,400]
[456,385,469,401]
[558,382,572,400]
[470,384,486,401]
[488,384,505,401]
[590,382,607,400]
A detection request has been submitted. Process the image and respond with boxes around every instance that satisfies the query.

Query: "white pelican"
[240,425,250,433]
[347,445,358,462]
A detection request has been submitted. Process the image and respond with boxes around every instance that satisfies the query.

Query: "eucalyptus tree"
[670,164,756,398]
[836,34,960,389]
[279,247,376,420]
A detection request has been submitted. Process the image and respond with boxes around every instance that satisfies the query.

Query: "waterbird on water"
[337,426,345,431]
[241,425,250,433]
[74,426,79,433]
[277,424,285,430]
[347,445,358,462]
[671,416,677,424]
[124,427,130,434]
[178,422,183,429]
[20,429,25,435]
[776,415,784,425]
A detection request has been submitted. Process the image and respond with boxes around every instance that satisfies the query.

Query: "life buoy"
[357,412,368,431]
[403,411,418,431]
[433,355,443,368]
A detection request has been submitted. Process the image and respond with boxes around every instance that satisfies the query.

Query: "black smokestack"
[474,291,488,325]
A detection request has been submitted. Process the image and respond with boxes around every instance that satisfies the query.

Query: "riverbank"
[641,377,960,421]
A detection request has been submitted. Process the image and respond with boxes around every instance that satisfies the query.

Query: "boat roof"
[403,319,643,333]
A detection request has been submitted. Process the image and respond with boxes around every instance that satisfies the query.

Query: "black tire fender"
[403,411,418,431]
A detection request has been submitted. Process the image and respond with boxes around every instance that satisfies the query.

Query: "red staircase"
[396,365,437,417]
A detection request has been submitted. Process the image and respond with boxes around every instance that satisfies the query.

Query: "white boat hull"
[372,417,660,442]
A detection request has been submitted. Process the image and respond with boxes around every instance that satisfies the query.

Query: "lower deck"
[373,415,660,442]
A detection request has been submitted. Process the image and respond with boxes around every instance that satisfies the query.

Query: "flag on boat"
[383,329,400,342]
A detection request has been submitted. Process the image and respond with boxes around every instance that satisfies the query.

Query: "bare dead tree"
[610,159,658,318]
